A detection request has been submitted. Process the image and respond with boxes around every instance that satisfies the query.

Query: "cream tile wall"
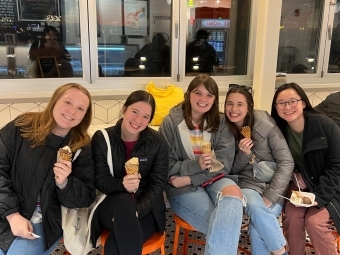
[0,91,338,132]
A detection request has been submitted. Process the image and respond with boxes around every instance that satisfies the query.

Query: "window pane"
[0,0,82,79]
[277,0,323,74]
[185,0,250,77]
[328,0,340,73]
[96,0,172,77]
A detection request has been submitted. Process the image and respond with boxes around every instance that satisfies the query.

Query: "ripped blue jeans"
[242,188,286,255]
[169,177,244,255]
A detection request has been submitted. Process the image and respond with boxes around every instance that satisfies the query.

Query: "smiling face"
[275,88,306,126]
[52,88,89,136]
[121,101,152,141]
[190,84,216,121]
[225,92,248,128]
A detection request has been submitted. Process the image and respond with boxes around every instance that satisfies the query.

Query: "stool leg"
[183,229,189,255]
[172,224,180,255]
[160,243,165,255]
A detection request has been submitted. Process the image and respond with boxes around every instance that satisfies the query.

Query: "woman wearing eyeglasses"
[225,87,293,255]
[271,83,340,255]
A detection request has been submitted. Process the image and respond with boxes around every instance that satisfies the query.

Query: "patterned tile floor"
[51,209,335,255]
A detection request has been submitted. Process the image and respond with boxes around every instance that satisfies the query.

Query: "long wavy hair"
[224,88,255,141]
[182,74,220,132]
[271,82,318,134]
[15,83,92,152]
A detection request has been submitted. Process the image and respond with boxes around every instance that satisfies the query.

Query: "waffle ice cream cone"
[241,126,251,139]
[201,141,211,154]
[57,146,72,162]
[125,157,139,175]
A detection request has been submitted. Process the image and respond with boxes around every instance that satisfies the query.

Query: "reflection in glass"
[186,0,251,77]
[277,0,323,74]
[328,0,340,73]
[96,0,171,77]
[0,0,82,79]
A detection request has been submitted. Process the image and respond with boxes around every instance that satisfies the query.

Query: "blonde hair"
[15,83,92,152]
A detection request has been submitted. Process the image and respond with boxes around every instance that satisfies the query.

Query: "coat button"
[311,177,314,179]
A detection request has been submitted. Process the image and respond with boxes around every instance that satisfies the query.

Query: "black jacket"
[281,112,340,233]
[0,121,96,251]
[90,120,168,244]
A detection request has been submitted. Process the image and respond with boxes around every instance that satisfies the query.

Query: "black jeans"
[97,192,158,255]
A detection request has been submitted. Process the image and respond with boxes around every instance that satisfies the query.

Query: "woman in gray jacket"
[160,74,244,255]
[225,87,294,255]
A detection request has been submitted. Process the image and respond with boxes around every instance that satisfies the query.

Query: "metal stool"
[172,213,205,255]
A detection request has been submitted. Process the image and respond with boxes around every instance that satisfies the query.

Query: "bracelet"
[56,178,68,187]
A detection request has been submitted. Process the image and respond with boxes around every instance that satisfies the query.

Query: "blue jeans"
[169,178,243,255]
[242,188,286,255]
[0,223,61,255]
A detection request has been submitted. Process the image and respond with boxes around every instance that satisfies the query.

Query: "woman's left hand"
[238,138,253,156]
[54,160,72,185]
[168,175,191,188]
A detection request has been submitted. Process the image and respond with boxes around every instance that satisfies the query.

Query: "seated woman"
[271,82,340,255]
[0,83,95,255]
[90,91,168,255]
[26,24,72,78]
[159,74,244,255]
[225,87,293,255]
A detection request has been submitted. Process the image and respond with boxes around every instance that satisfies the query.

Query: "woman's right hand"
[198,152,212,170]
[238,138,253,156]
[123,173,141,193]
[6,213,35,239]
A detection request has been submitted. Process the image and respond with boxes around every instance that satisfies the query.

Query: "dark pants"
[97,192,158,255]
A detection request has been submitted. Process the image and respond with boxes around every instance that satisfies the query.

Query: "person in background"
[271,82,340,255]
[90,91,168,255]
[186,29,216,74]
[159,74,244,255]
[135,33,170,75]
[314,92,340,128]
[26,24,73,78]
[225,86,293,255]
[0,83,96,255]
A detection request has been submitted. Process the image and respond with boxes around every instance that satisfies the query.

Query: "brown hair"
[182,74,220,132]
[224,88,255,141]
[15,83,92,152]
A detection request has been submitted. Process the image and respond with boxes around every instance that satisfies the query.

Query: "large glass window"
[0,0,82,79]
[96,0,172,77]
[185,0,251,77]
[277,0,324,74]
[328,0,340,73]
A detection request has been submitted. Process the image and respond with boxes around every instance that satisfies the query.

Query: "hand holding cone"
[56,146,72,178]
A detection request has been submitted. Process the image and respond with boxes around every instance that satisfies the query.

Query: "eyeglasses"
[275,99,302,109]
[229,84,252,92]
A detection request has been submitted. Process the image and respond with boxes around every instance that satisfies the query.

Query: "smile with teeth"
[198,102,208,107]
[130,122,141,129]
[63,114,74,120]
